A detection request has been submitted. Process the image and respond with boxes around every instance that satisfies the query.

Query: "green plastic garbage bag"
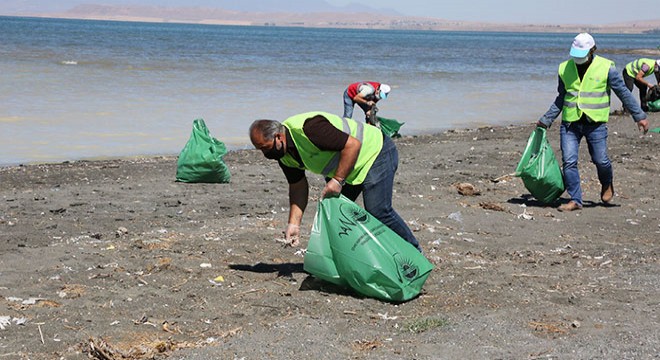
[303,195,434,302]
[376,116,404,138]
[515,127,564,204]
[303,204,348,287]
[366,106,404,138]
[176,119,231,183]
[648,99,660,112]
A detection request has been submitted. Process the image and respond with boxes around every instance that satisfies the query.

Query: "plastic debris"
[0,316,26,330]
[375,312,398,320]
[5,297,45,305]
[116,227,129,237]
[208,276,224,286]
[517,209,534,220]
[0,316,10,330]
[448,212,463,223]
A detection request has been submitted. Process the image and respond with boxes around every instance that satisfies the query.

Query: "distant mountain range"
[2,1,660,34]
[1,0,399,16]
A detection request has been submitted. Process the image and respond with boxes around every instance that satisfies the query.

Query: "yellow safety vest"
[625,58,656,78]
[280,111,383,185]
[559,55,613,123]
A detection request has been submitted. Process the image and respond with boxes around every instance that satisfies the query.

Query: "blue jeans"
[342,90,369,121]
[560,121,612,205]
[341,135,422,252]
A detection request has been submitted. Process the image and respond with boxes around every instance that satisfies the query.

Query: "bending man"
[622,58,660,111]
[249,111,422,252]
[342,81,390,125]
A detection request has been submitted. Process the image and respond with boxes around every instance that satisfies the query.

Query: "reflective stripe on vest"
[279,111,383,185]
[625,58,656,78]
[559,56,612,123]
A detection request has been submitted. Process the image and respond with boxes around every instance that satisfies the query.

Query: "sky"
[333,0,660,25]
[2,0,659,25]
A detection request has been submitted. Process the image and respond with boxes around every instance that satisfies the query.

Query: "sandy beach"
[0,112,658,359]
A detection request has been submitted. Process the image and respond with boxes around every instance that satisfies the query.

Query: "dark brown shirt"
[278,114,349,184]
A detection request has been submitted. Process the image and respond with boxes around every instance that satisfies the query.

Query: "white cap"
[379,84,391,100]
[570,33,595,58]
[656,59,660,67]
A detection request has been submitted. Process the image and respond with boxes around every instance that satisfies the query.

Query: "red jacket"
[346,81,380,99]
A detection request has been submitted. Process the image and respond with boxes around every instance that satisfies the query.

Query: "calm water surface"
[1,16,657,165]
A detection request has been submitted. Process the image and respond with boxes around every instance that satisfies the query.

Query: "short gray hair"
[249,119,283,141]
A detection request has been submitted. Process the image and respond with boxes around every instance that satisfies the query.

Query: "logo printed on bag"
[395,255,419,282]
[339,204,369,224]
[401,263,418,279]
[336,204,370,238]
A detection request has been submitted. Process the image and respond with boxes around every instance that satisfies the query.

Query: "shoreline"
[4,13,660,34]
[1,109,652,169]
[0,119,531,169]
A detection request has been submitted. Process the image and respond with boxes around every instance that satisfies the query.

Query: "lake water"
[1,16,657,165]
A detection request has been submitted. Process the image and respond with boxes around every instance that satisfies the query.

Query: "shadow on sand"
[508,194,621,210]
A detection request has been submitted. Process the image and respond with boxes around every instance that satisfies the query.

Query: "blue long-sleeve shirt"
[539,64,647,127]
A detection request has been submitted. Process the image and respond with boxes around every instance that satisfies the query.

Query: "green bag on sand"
[176,119,231,183]
[648,99,660,112]
[515,127,564,204]
[303,195,434,302]
[649,127,660,133]
[376,116,404,138]
[303,204,348,287]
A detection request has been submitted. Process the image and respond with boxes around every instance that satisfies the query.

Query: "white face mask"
[573,56,589,65]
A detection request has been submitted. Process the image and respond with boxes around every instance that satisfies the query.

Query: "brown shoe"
[601,183,614,203]
[558,201,582,212]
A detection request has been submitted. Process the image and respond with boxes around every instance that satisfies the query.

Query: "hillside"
[14,4,660,34]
